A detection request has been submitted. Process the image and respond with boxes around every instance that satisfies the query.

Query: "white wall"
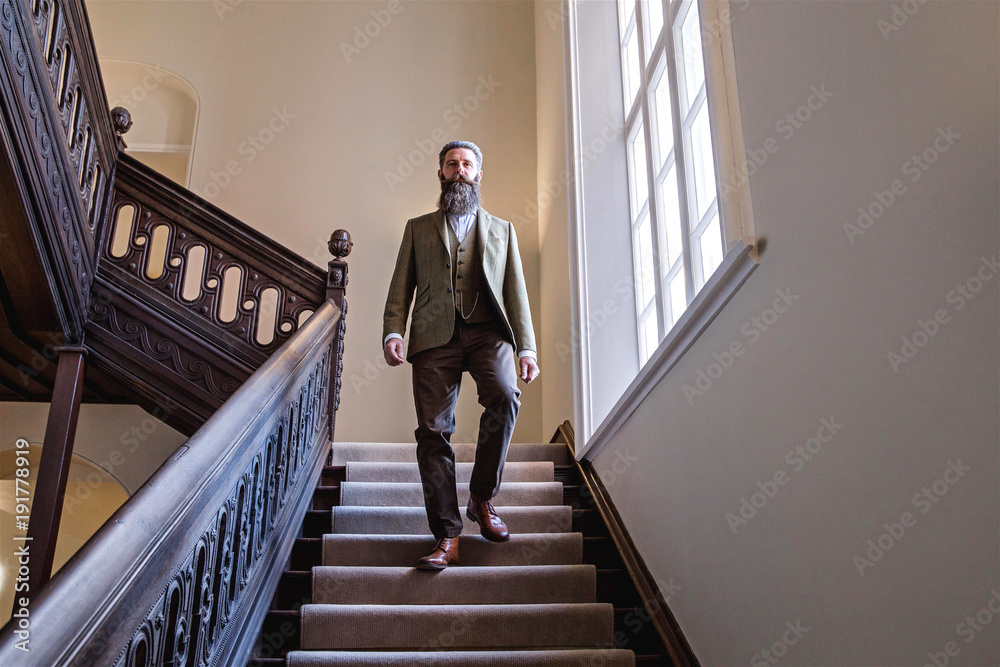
[86,0,544,444]
[586,1,999,665]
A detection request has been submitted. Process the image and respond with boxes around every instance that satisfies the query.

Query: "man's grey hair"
[438,141,483,171]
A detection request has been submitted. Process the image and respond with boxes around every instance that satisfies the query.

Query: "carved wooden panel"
[108,351,330,667]
[0,0,116,340]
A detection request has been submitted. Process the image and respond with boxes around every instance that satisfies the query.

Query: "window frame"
[565,0,760,453]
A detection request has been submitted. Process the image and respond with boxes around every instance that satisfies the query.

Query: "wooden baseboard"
[553,421,700,667]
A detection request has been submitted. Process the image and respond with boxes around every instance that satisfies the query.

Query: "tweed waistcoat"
[446,221,495,324]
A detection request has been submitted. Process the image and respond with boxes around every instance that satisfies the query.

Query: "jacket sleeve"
[501,222,536,354]
[382,220,416,347]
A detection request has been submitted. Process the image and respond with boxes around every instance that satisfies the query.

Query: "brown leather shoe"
[466,494,510,542]
[416,537,460,570]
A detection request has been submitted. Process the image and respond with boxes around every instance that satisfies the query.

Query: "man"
[383,140,539,570]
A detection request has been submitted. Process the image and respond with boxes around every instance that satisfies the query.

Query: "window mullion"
[664,1,697,308]
[634,0,666,342]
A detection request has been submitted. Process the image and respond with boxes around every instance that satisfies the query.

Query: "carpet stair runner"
[252,441,671,665]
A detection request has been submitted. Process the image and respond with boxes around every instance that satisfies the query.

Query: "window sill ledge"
[576,239,759,461]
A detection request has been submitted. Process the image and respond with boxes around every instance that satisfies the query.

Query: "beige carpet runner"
[286,442,636,666]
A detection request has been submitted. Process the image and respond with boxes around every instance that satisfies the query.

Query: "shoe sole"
[415,560,451,570]
[466,510,511,543]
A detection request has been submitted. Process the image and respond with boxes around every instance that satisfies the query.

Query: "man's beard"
[438,177,481,216]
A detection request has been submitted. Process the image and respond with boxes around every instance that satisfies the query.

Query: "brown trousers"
[410,318,521,539]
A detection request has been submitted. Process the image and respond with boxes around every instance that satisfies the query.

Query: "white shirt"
[448,212,476,243]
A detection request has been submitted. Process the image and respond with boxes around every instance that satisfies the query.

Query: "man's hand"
[519,356,539,383]
[384,339,405,366]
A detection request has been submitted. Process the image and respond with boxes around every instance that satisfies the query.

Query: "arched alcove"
[101,60,199,186]
[0,443,130,626]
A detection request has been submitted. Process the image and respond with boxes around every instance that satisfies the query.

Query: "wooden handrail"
[0,297,346,666]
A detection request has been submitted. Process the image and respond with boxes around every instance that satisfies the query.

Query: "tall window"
[618,0,725,364]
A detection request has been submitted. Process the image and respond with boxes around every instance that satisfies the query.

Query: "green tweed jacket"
[382,208,536,360]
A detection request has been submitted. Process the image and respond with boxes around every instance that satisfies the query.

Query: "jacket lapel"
[476,207,493,270]
[434,209,449,254]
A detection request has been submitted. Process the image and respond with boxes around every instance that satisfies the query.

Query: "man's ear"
[438,170,445,181]
[475,170,483,182]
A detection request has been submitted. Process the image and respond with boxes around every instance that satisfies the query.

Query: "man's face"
[439,148,482,184]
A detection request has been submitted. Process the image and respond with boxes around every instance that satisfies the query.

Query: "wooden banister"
[0,294,347,665]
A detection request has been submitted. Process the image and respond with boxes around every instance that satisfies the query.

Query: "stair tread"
[322,533,583,566]
[299,602,615,650]
[287,649,636,666]
[331,505,573,535]
[331,442,570,465]
[312,565,596,604]
[339,481,564,507]
[346,461,554,483]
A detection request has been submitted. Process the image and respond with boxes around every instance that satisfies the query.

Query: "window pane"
[634,212,655,307]
[652,67,674,168]
[698,212,724,284]
[628,121,648,216]
[623,25,641,110]
[640,312,659,364]
[690,100,717,220]
[668,268,687,326]
[658,164,682,267]
[676,1,705,111]
[642,0,664,58]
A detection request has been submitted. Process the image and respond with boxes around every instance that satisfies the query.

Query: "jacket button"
[446,263,451,268]
[456,275,462,280]
[446,288,452,293]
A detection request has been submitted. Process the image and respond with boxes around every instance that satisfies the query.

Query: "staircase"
[254,439,675,665]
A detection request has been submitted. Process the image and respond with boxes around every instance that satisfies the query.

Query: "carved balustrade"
[85,155,333,433]
[0,295,347,666]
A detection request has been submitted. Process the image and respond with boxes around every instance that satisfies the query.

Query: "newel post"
[325,230,352,442]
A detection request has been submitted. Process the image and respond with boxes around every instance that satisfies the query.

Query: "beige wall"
[534,1,574,438]
[586,1,999,664]
[87,0,544,444]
